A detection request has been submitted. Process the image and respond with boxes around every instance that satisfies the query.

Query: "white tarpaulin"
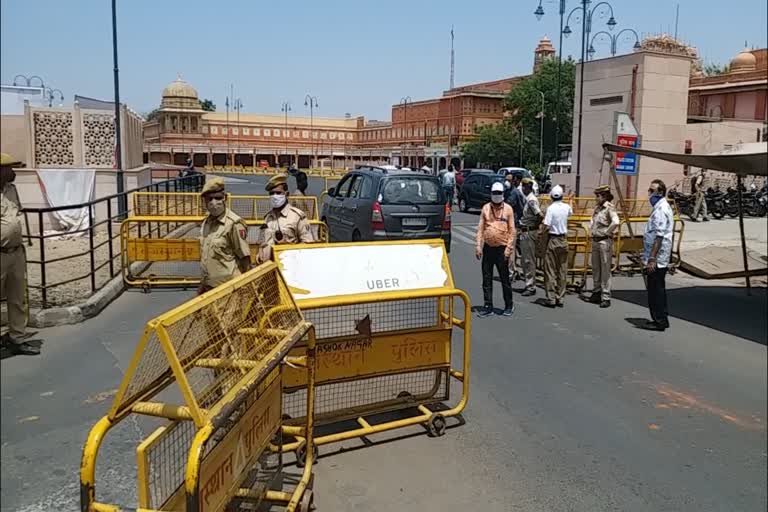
[276,243,450,300]
[36,169,96,237]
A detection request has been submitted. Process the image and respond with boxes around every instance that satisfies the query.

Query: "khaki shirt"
[1,183,24,250]
[258,204,313,263]
[589,201,620,238]
[200,209,251,288]
[519,192,542,228]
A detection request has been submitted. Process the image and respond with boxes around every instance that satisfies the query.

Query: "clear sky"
[1,0,766,120]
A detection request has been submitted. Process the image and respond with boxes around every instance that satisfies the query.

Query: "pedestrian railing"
[21,174,204,309]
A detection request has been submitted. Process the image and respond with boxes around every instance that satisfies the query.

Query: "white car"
[498,167,539,195]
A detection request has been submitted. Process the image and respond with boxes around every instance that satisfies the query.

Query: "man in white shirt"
[540,185,572,307]
[642,179,674,331]
[440,165,457,205]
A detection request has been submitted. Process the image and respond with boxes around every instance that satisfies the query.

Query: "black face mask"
[0,169,15,187]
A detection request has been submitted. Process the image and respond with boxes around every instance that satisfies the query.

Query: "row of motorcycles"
[669,184,768,220]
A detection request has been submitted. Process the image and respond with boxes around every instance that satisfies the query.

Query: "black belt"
[548,233,566,237]
[592,235,611,241]
[519,226,538,232]
[0,245,22,253]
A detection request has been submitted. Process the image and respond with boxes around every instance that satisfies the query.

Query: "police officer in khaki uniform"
[588,184,620,308]
[518,177,543,296]
[199,177,251,294]
[258,175,314,263]
[1,153,39,355]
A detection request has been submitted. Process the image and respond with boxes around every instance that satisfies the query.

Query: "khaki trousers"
[519,231,539,291]
[693,191,708,219]
[544,235,568,302]
[0,246,27,340]
[591,238,613,301]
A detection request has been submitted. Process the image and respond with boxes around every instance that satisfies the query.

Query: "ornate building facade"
[144,38,557,170]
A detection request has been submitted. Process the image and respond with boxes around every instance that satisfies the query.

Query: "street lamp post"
[399,97,411,166]
[588,28,641,59]
[561,0,618,196]
[534,0,566,165]
[111,0,126,216]
[233,98,242,166]
[44,88,64,107]
[304,95,319,169]
[536,89,545,169]
[281,101,292,166]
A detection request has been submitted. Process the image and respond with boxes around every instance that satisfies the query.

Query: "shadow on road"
[612,286,768,345]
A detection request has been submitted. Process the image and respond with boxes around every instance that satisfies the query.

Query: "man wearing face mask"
[199,177,251,294]
[1,154,40,355]
[588,184,620,308]
[258,174,313,263]
[642,179,674,331]
[475,181,515,317]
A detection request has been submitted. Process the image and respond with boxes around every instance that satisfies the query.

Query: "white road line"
[452,225,478,244]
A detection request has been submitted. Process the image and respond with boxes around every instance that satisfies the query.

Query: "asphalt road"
[1,174,766,512]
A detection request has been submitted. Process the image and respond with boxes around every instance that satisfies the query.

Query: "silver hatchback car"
[321,166,451,251]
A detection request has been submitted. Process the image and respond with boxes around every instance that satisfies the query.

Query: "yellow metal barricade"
[323,177,342,193]
[80,262,317,512]
[121,217,329,288]
[272,240,470,457]
[133,193,319,221]
[566,222,591,291]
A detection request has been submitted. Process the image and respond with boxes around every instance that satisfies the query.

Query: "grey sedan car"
[321,166,451,252]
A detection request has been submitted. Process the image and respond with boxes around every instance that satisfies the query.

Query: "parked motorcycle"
[668,190,694,218]
[704,187,726,219]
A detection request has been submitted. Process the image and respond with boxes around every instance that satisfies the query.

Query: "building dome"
[730,48,757,72]
[159,75,203,111]
[162,76,198,100]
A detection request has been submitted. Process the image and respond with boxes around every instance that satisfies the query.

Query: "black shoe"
[477,307,494,318]
[6,341,40,356]
[640,320,667,332]
[702,217,710,222]
[501,304,515,316]
[555,300,564,308]
[544,300,557,308]
[600,300,611,308]
[689,217,698,222]
[588,293,601,304]
[521,289,536,297]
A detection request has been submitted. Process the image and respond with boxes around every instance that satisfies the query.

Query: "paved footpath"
[1,179,766,511]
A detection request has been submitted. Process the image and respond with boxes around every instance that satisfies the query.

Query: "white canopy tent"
[602,141,768,293]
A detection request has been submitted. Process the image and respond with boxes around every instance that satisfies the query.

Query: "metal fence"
[22,174,204,309]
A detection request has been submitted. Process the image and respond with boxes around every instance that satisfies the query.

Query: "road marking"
[451,227,476,245]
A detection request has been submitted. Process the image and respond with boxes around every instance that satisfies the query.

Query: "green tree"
[200,98,216,111]
[462,122,521,167]
[703,62,729,76]
[145,108,160,121]
[461,58,575,168]
[504,58,575,168]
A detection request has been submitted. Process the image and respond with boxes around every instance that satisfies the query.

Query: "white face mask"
[206,197,225,217]
[491,194,504,204]
[270,193,287,209]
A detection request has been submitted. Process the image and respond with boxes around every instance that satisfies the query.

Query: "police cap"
[201,177,225,196]
[266,174,288,192]
[594,184,610,194]
[0,153,22,167]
